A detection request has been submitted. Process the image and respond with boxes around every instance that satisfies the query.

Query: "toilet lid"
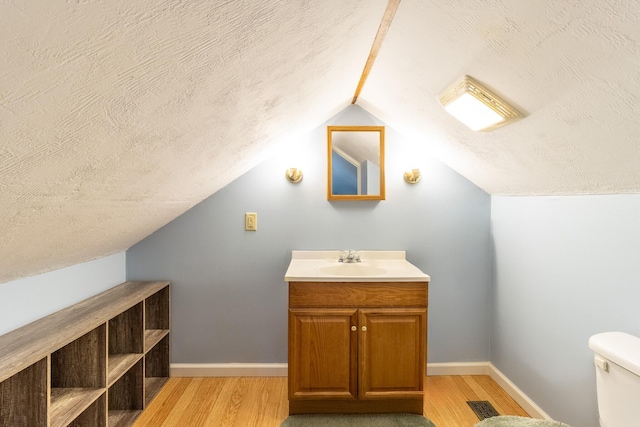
[589,331,640,376]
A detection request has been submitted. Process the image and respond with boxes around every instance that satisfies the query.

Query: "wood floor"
[133,375,529,427]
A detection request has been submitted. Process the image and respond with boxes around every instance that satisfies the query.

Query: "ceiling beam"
[351,0,401,104]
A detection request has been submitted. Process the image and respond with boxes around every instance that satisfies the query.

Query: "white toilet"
[589,331,640,427]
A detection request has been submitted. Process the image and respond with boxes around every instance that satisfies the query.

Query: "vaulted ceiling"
[1,0,639,283]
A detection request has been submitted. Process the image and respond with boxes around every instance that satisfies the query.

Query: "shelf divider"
[144,329,169,352]
[108,354,144,387]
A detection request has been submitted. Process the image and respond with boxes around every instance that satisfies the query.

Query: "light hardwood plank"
[214,377,247,426]
[176,377,229,426]
[165,378,226,427]
[425,376,482,426]
[233,377,287,427]
[134,375,530,427]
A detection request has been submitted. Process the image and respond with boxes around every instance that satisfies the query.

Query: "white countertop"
[284,250,430,282]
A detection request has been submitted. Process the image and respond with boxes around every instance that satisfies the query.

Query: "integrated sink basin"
[284,250,429,282]
[319,264,388,276]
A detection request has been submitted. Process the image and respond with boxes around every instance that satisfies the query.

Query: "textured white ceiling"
[361,0,640,195]
[1,0,639,283]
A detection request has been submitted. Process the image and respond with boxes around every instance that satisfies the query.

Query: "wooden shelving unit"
[0,281,170,427]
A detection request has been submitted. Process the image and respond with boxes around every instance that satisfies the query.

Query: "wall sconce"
[403,169,421,184]
[285,168,303,183]
[439,75,523,132]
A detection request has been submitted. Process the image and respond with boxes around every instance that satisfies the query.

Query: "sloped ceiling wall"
[360,0,640,195]
[0,0,387,283]
[1,0,639,283]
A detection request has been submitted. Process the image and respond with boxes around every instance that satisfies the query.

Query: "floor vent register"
[467,400,500,420]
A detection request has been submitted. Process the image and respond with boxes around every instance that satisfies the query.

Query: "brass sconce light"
[404,169,421,184]
[285,168,303,183]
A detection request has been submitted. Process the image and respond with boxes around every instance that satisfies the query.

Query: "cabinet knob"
[361,326,367,332]
[351,326,357,331]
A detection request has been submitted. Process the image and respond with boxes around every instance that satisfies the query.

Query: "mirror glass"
[327,126,385,200]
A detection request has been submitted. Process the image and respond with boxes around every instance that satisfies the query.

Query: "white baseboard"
[170,361,549,420]
[171,363,288,377]
[170,362,492,378]
[426,361,491,376]
[487,362,551,421]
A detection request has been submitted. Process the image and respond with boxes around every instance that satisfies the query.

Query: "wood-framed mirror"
[327,125,385,201]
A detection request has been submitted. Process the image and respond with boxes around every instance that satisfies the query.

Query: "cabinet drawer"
[289,282,428,308]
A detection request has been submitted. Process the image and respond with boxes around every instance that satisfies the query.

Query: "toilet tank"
[589,332,640,427]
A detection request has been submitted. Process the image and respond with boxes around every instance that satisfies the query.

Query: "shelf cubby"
[145,334,170,405]
[143,283,170,406]
[145,286,170,331]
[108,359,144,427]
[0,357,48,427]
[50,388,106,427]
[108,302,144,387]
[66,393,107,427]
[50,324,106,427]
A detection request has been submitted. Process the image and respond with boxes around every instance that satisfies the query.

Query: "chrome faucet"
[338,250,361,263]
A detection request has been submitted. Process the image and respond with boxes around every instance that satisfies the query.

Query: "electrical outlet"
[245,212,257,231]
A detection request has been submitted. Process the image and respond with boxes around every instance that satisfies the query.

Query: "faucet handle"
[338,250,361,262]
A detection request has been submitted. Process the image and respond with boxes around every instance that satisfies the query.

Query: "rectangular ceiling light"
[439,75,523,132]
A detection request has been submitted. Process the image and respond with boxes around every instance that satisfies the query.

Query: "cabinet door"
[288,308,358,400]
[358,308,426,399]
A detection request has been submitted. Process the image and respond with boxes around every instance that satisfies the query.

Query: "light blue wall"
[491,195,640,427]
[9,106,632,425]
[126,105,493,364]
[0,252,126,335]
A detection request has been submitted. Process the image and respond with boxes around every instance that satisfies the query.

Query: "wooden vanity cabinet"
[288,281,428,415]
